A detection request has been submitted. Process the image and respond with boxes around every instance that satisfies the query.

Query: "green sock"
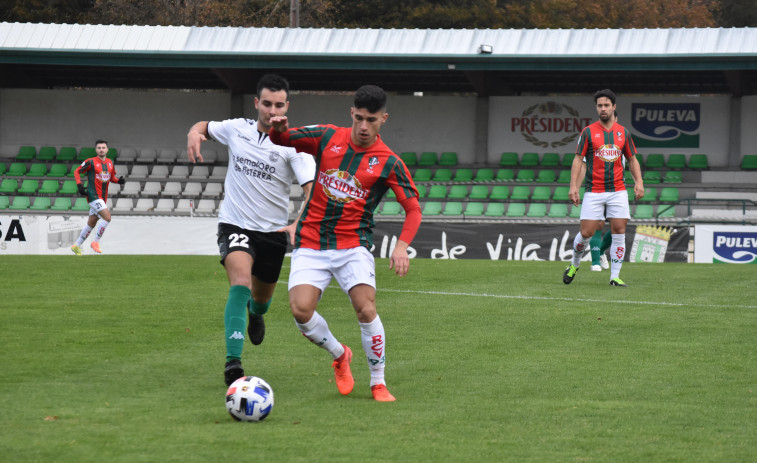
[225,285,251,362]
[599,230,612,254]
[590,230,602,265]
[249,298,272,316]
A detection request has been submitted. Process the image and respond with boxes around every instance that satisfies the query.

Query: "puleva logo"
[712,232,757,264]
[631,103,700,148]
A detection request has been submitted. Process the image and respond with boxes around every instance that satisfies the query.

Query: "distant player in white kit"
[186,74,315,386]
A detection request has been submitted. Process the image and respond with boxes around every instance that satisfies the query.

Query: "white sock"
[571,233,591,267]
[360,314,386,387]
[295,311,344,359]
[610,234,626,279]
[94,219,109,242]
[76,224,93,246]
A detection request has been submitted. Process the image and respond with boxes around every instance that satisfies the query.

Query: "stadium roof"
[1,22,757,95]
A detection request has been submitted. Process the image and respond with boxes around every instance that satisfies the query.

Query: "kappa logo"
[229,331,244,340]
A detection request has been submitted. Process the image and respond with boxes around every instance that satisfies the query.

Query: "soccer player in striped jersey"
[71,139,125,255]
[269,85,422,402]
[187,74,316,387]
[564,89,644,286]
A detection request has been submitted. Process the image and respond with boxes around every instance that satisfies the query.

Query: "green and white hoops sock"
[225,285,250,362]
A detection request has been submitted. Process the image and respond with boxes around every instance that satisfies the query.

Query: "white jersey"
[208,118,315,232]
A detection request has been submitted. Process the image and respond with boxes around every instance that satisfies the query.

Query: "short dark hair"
[257,73,289,98]
[593,89,616,105]
[95,139,108,146]
[354,85,387,113]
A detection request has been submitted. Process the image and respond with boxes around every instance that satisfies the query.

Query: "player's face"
[596,97,615,123]
[255,89,289,131]
[95,143,108,158]
[350,106,388,148]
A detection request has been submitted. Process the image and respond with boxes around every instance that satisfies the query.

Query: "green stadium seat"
[400,152,417,166]
[515,169,535,182]
[474,168,494,182]
[418,152,437,166]
[505,203,527,217]
[452,168,473,182]
[635,153,644,167]
[657,204,676,218]
[8,162,27,176]
[17,146,36,160]
[0,196,9,210]
[624,170,634,184]
[520,152,539,166]
[68,164,79,177]
[495,169,515,182]
[526,203,547,217]
[552,186,570,202]
[536,169,556,183]
[51,197,71,211]
[432,168,452,181]
[442,202,464,216]
[30,196,52,211]
[548,203,568,218]
[0,162,5,176]
[659,187,679,202]
[385,188,396,199]
[78,147,96,161]
[561,153,575,167]
[0,179,18,194]
[427,185,448,199]
[464,202,485,216]
[47,163,68,177]
[38,179,60,194]
[9,196,31,210]
[489,185,509,200]
[37,146,56,161]
[667,154,687,169]
[633,204,654,219]
[627,188,635,202]
[639,187,658,202]
[556,170,572,184]
[531,186,552,201]
[448,185,468,200]
[27,164,47,177]
[469,185,489,200]
[643,171,661,184]
[645,154,665,169]
[413,168,432,182]
[510,185,531,201]
[57,147,77,162]
[438,152,458,166]
[422,201,442,216]
[19,179,39,194]
[107,148,118,161]
[484,202,505,217]
[663,171,682,183]
[60,180,78,195]
[569,205,582,218]
[379,201,402,215]
[541,152,560,167]
[499,152,519,167]
[416,184,427,198]
[72,198,89,211]
[688,154,708,170]
[741,155,757,170]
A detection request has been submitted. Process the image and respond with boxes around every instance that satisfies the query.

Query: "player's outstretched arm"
[269,116,289,133]
[187,121,209,163]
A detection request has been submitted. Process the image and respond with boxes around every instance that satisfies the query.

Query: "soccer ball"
[225,376,274,422]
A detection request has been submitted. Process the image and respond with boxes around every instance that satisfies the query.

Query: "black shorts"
[217,223,287,284]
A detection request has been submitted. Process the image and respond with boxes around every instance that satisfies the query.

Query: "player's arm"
[187,121,210,163]
[391,195,422,277]
[628,155,644,200]
[269,117,324,155]
[74,161,88,195]
[568,154,585,206]
[109,164,125,185]
[279,181,313,246]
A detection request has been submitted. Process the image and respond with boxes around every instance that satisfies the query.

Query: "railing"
[658,198,757,226]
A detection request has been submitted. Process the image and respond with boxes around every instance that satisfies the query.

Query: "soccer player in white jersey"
[186,74,315,386]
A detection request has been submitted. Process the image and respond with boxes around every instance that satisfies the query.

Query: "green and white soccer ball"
[225,376,274,422]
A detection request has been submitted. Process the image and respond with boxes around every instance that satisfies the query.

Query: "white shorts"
[288,247,376,294]
[88,199,108,218]
[580,191,630,221]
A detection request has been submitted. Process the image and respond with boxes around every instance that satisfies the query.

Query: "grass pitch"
[1,256,755,462]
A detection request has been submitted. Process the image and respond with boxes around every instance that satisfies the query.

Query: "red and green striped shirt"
[576,121,637,193]
[74,157,118,202]
[271,124,418,250]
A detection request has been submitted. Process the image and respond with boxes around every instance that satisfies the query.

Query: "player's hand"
[77,183,87,196]
[269,116,289,133]
[187,130,207,163]
[118,176,126,185]
[568,187,581,206]
[634,183,645,200]
[277,222,298,246]
[389,241,410,277]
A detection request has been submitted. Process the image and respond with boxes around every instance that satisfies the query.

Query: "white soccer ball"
[225,376,274,422]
